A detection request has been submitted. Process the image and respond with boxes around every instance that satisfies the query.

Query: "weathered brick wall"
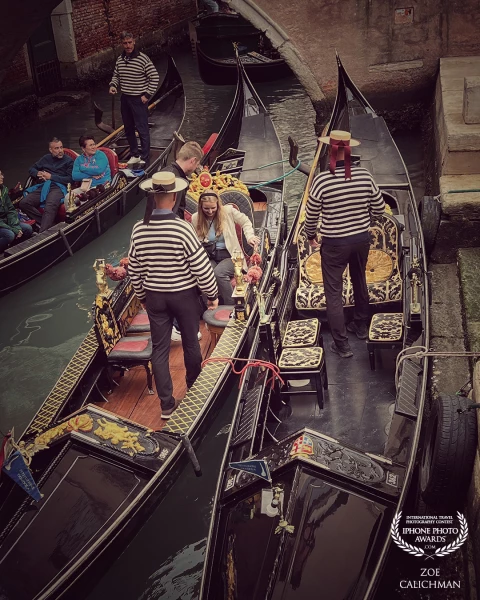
[2,47,29,87]
[72,0,197,61]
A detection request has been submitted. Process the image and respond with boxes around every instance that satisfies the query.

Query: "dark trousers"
[321,241,370,347]
[19,187,64,232]
[121,94,150,161]
[145,287,203,411]
[210,249,234,304]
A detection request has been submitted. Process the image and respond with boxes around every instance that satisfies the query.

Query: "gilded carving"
[93,418,146,456]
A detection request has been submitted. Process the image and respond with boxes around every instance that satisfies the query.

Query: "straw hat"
[140,171,188,192]
[318,130,361,147]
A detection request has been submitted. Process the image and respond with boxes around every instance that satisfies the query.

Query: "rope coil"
[201,356,284,390]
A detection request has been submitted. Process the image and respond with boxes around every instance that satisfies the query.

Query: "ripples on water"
[0,47,424,599]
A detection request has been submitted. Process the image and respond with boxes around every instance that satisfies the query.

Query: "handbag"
[202,240,217,259]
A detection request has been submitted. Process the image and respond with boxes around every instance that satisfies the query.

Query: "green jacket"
[0,185,21,234]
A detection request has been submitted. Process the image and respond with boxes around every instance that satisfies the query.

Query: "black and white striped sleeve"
[144,58,160,99]
[305,175,324,240]
[369,176,385,216]
[128,228,146,302]
[109,59,120,91]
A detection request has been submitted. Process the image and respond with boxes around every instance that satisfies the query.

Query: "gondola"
[0,55,185,297]
[192,11,290,85]
[196,42,291,85]
[0,56,287,600]
[198,56,469,599]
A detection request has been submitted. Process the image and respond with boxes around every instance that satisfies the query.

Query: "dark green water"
[0,48,425,600]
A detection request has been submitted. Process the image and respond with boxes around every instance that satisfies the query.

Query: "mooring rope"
[201,356,284,389]
[247,161,302,190]
[395,346,480,388]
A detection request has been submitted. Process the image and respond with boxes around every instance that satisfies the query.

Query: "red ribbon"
[329,139,352,179]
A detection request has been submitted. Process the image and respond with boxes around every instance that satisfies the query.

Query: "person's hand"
[39,171,51,181]
[109,87,117,95]
[308,238,320,249]
[37,171,45,181]
[207,298,219,310]
[141,301,147,310]
[141,95,149,104]
[16,230,23,239]
[93,175,102,180]
[248,235,261,247]
[14,182,21,191]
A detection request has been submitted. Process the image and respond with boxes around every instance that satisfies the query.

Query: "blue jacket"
[72,151,111,187]
[28,154,73,186]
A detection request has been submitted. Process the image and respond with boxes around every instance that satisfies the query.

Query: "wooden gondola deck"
[93,322,213,431]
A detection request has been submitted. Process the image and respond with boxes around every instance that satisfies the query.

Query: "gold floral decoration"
[93,418,145,456]
[187,171,249,201]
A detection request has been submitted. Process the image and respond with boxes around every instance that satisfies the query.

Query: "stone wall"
[232,0,480,111]
[1,46,33,106]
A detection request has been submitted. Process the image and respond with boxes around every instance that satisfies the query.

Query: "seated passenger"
[72,135,112,190]
[19,137,73,233]
[192,191,260,304]
[0,170,33,253]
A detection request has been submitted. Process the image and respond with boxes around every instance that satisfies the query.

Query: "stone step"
[440,175,480,219]
[458,247,480,354]
[429,263,470,396]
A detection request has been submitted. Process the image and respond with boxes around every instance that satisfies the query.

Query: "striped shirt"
[109,49,160,98]
[128,214,218,301]
[305,165,385,242]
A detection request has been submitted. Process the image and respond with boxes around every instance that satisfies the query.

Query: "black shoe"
[161,398,181,420]
[346,321,368,340]
[330,340,353,358]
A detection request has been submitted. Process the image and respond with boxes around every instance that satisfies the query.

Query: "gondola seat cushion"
[108,335,152,361]
[203,305,234,329]
[126,309,150,334]
[295,213,402,310]
[368,313,403,342]
[278,346,324,370]
[98,147,119,177]
[283,318,319,348]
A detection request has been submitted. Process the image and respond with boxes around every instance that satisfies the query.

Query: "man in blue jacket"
[19,138,73,233]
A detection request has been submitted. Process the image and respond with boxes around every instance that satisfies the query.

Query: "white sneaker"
[170,327,202,341]
[171,327,182,341]
[127,156,141,167]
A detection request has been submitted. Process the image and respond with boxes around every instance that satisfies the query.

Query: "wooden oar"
[292,124,329,244]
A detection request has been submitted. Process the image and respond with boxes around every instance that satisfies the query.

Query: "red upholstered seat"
[63,148,79,160]
[98,146,119,176]
[108,335,152,360]
[126,309,151,334]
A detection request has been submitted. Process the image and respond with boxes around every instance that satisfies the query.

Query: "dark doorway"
[28,18,62,96]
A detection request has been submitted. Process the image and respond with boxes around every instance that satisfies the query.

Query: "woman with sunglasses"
[192,192,260,304]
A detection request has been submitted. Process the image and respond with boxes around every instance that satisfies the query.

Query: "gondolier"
[109,32,160,166]
[305,130,385,358]
[129,172,219,419]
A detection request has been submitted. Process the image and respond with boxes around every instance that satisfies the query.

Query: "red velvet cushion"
[63,148,79,160]
[131,313,150,326]
[113,338,149,352]
[98,146,119,176]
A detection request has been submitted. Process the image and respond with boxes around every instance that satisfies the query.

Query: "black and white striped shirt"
[128,214,218,301]
[109,49,160,98]
[305,165,385,241]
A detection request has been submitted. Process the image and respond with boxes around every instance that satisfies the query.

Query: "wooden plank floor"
[94,322,213,431]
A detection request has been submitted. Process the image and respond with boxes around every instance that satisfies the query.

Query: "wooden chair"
[203,305,234,351]
[94,295,154,393]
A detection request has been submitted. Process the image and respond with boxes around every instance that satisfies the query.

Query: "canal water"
[0,48,427,599]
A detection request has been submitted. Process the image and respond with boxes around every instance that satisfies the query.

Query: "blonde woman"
[192,192,260,304]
